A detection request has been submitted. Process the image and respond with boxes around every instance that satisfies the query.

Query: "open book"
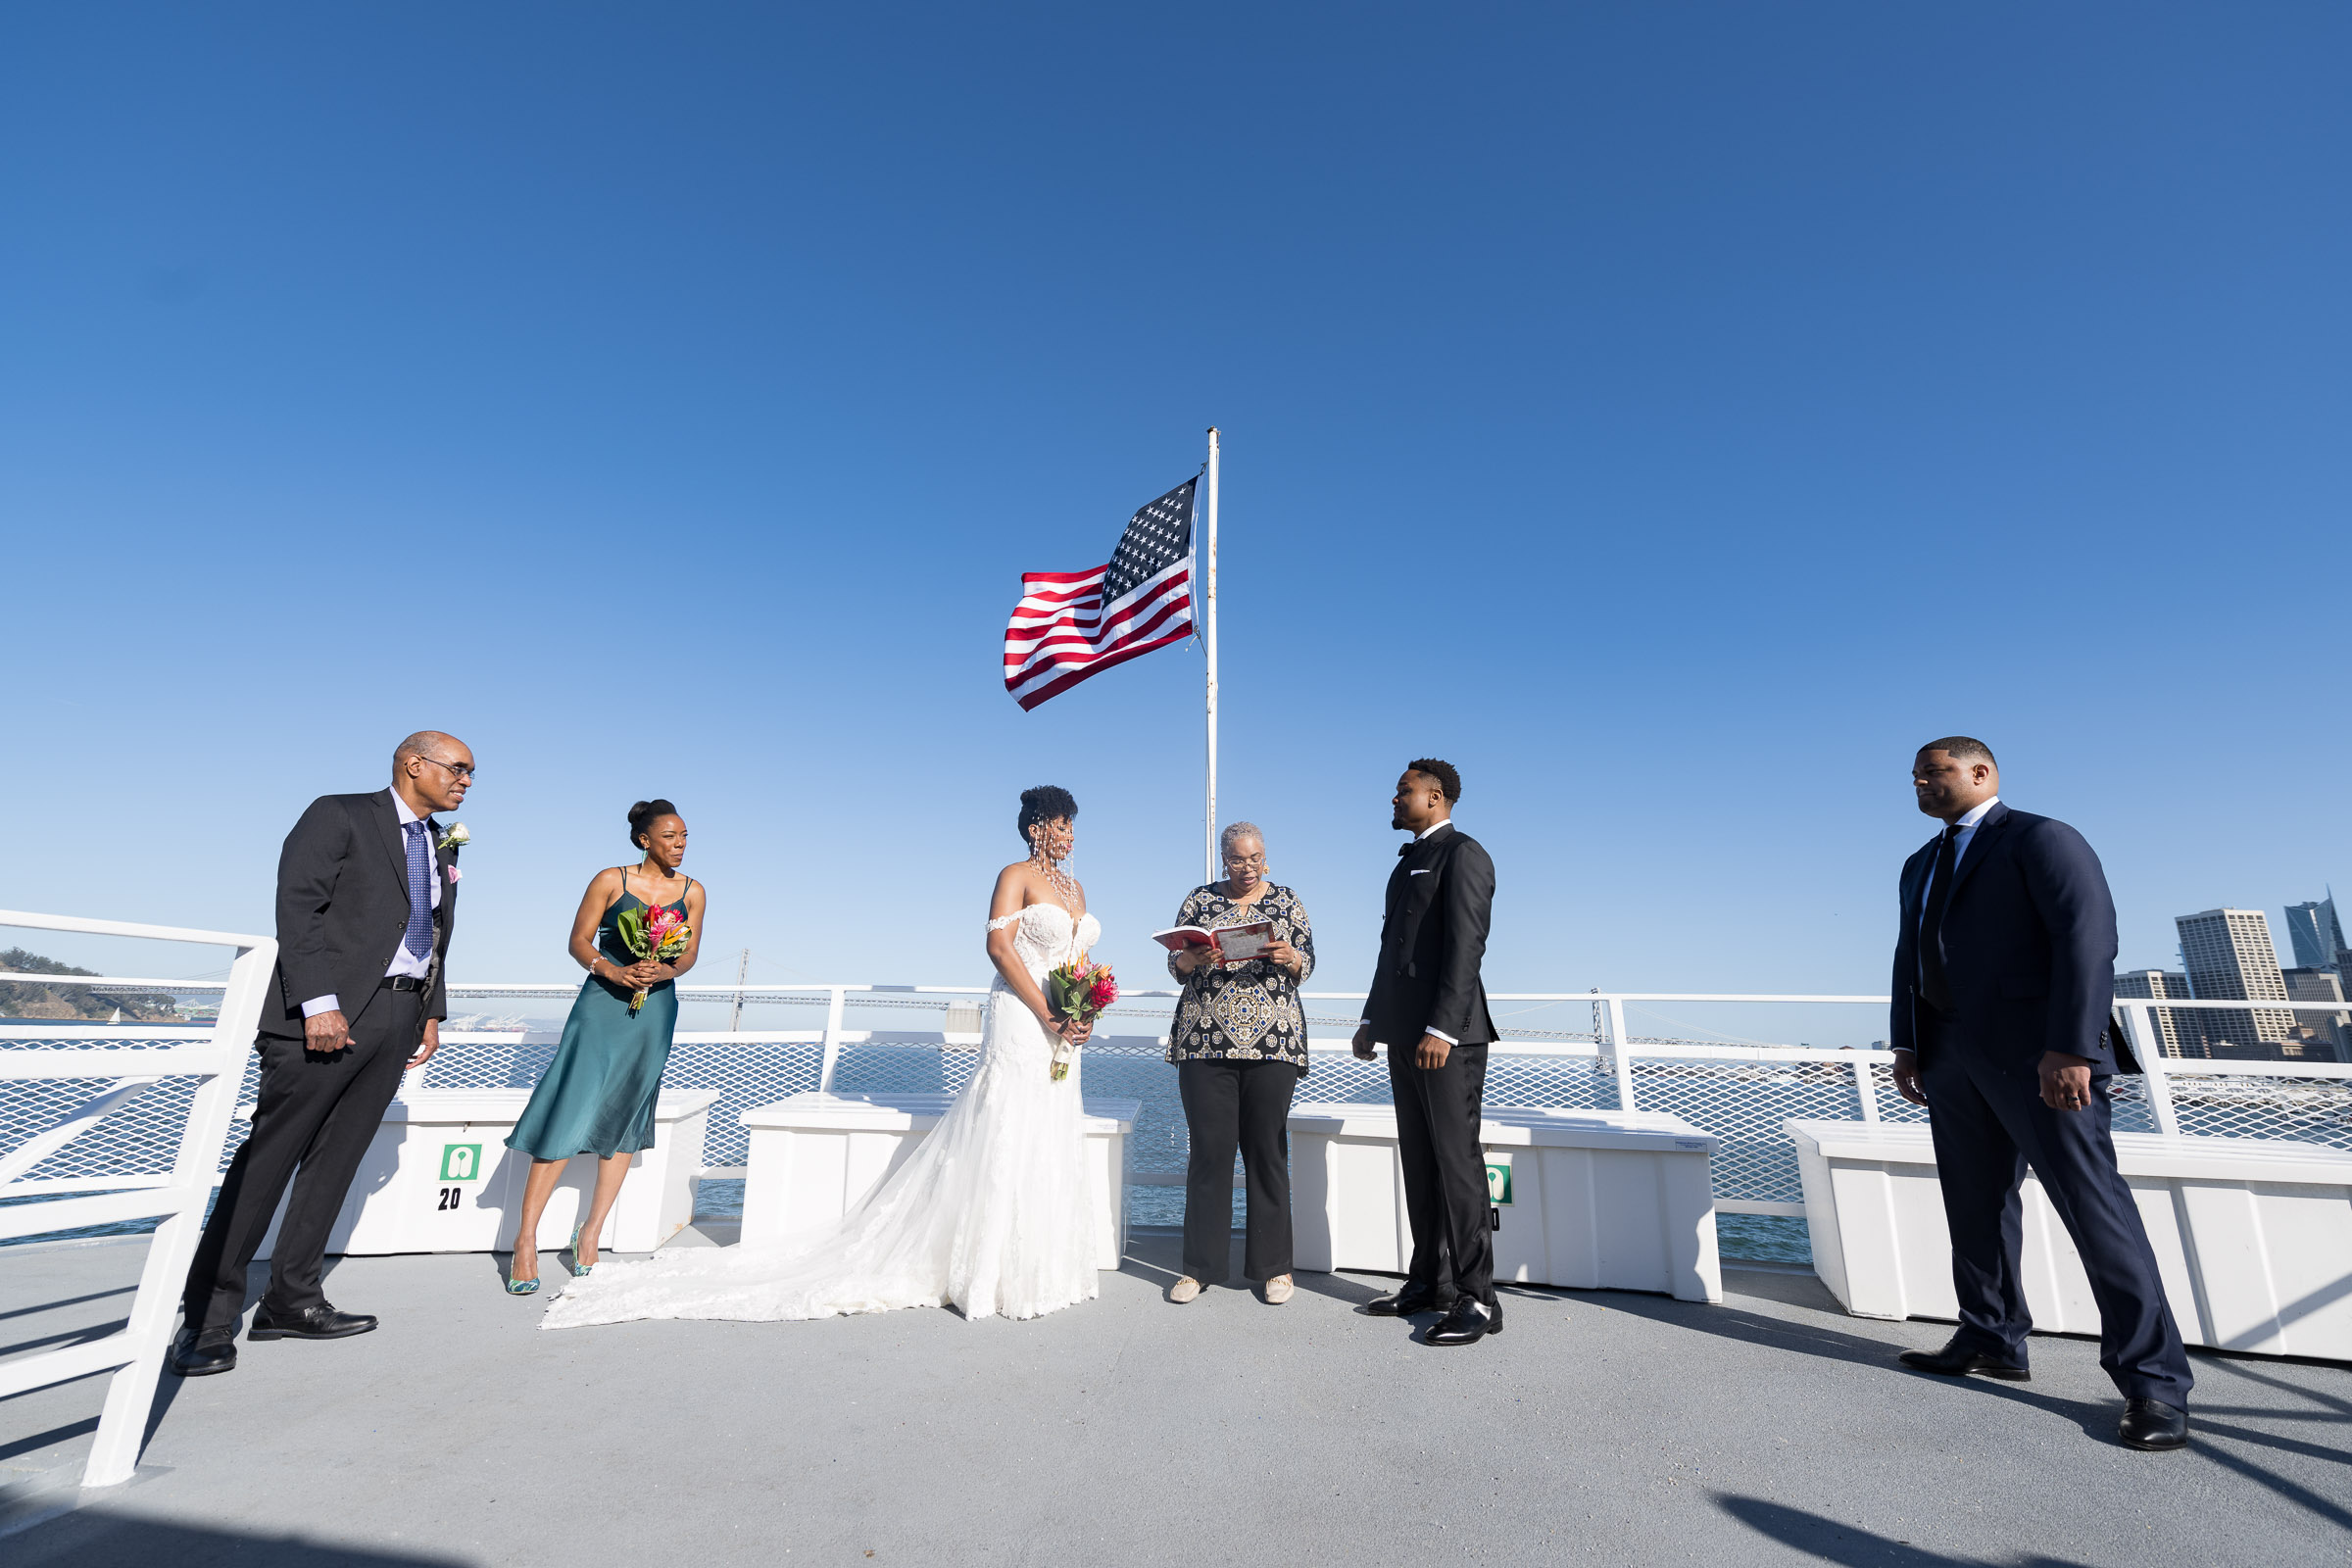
[1150,919,1275,961]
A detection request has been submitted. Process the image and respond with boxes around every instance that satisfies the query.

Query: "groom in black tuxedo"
[1352,759,1502,1348]
[173,731,472,1376]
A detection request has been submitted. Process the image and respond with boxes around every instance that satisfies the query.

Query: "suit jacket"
[259,789,460,1039]
[1889,802,2118,1073]
[1365,823,1498,1048]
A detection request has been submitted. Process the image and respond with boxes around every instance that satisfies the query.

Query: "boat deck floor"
[4,1227,2348,1566]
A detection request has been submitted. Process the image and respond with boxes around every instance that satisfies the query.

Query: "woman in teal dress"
[504,800,707,1294]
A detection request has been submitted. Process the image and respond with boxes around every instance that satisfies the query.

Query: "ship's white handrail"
[0,909,276,1490]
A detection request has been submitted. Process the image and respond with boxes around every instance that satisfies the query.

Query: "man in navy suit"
[1889,737,2191,1450]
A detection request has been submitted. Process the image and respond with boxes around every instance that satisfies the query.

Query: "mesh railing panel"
[2164,1074,2352,1149]
[16,1025,2351,1229]
[1628,1058,1869,1204]
[0,1033,255,1182]
[421,1038,825,1169]
[1866,1062,2201,1141]
[1,1074,212,1183]
[1866,1062,1932,1125]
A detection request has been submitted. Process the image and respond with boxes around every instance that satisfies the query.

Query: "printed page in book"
[1207,920,1275,961]
[1149,920,1275,957]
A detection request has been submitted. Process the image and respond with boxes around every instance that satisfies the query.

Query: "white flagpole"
[1203,425,1221,884]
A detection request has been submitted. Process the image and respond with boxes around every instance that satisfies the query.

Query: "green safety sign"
[440,1144,483,1182]
[1485,1159,1513,1205]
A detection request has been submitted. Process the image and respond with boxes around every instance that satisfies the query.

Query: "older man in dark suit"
[1352,759,1502,1348]
[1890,736,2191,1450]
[173,731,472,1377]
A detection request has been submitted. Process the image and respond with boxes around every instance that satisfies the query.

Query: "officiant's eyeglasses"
[1222,852,1267,868]
[420,757,477,780]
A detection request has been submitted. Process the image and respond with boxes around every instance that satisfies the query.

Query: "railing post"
[81,932,273,1489]
[1853,1054,1881,1123]
[2121,1001,2180,1136]
[1604,997,1637,1112]
[816,986,846,1093]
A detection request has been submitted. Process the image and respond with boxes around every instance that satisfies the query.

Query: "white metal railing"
[0,909,275,1490]
[10,973,2348,1228]
[411,986,2352,1212]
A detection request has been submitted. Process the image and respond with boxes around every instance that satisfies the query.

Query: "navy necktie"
[1917,823,1963,1012]
[402,821,434,961]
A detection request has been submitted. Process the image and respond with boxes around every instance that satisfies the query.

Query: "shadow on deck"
[4,1229,2348,1567]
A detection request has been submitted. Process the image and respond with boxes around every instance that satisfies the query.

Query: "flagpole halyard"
[1203,426,1220,884]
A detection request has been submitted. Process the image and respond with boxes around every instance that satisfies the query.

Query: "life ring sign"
[1485,1155,1513,1206]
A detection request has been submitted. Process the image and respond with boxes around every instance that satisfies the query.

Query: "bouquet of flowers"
[1044,958,1118,1081]
[612,904,692,1013]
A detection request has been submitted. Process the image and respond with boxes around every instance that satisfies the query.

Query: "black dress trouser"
[180,990,420,1339]
[1177,1058,1304,1284]
[1920,1023,2194,1405]
[1388,1040,1494,1304]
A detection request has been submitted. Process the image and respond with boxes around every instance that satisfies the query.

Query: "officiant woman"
[1163,822,1314,1306]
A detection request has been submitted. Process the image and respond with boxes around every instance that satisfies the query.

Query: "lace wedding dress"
[541,903,1103,1328]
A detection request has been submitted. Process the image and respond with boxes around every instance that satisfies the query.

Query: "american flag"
[1003,477,1198,710]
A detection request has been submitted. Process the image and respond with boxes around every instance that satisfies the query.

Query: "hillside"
[0,948,184,1021]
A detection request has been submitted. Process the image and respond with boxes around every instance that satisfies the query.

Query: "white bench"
[738,1092,1137,1269]
[248,1087,717,1259]
[1290,1102,1724,1302]
[1788,1119,2352,1360]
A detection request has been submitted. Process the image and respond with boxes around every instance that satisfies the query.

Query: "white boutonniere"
[438,823,470,853]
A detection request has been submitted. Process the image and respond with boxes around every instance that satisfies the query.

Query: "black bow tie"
[1399,842,1417,858]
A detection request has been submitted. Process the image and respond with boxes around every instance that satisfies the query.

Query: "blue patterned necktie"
[401,820,434,961]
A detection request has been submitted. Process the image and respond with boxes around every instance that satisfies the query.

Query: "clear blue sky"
[6,6,2347,1039]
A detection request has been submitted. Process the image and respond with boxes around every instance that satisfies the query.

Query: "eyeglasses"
[1222,854,1267,869]
[420,756,477,780]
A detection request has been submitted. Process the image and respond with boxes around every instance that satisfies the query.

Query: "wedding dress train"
[540,903,1103,1327]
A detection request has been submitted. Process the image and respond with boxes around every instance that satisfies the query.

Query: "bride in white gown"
[542,786,1103,1328]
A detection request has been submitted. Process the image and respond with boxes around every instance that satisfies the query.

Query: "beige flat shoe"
[1167,1276,1203,1303]
[1262,1275,1294,1305]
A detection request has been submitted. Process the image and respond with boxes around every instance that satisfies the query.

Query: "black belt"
[380,975,429,993]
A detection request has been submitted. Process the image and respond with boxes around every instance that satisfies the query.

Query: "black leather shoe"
[2119,1397,2188,1451]
[1424,1296,1494,1347]
[1364,1281,1453,1317]
[248,1301,378,1341]
[171,1332,237,1377]
[1897,1337,2031,1381]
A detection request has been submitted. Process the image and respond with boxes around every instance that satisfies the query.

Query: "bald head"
[393,731,474,815]
[394,731,458,770]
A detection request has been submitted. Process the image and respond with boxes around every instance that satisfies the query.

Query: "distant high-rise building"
[2114,969,2202,1057]
[2279,967,2349,1061]
[2176,908,2297,1058]
[2282,896,2346,970]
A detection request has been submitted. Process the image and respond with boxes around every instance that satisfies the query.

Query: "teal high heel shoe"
[505,1246,540,1296]
[566,1225,596,1277]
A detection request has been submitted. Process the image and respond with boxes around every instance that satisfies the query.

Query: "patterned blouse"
[1163,883,1316,1068]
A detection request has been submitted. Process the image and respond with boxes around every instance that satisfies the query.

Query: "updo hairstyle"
[627,799,681,849]
[1016,785,1078,849]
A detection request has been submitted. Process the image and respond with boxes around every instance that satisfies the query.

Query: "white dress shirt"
[1367,818,1462,1046]
[301,792,442,1018]
[1892,795,1999,1054]
[1916,795,1999,921]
